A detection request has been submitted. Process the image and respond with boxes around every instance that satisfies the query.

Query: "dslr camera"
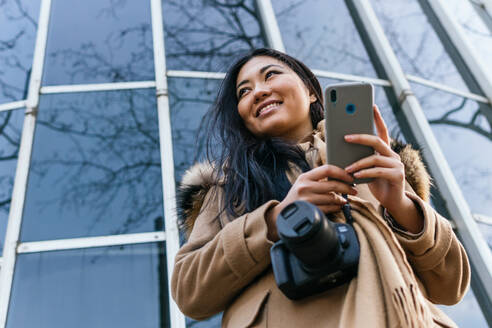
[270,200,360,300]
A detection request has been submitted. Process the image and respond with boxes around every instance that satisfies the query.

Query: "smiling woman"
[171,48,470,328]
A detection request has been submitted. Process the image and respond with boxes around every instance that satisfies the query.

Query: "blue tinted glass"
[21,89,163,241]
[370,0,472,91]
[162,0,266,71]
[169,78,220,183]
[413,83,491,324]
[7,243,169,328]
[0,109,24,252]
[0,0,40,104]
[446,0,492,79]
[412,83,492,242]
[439,288,488,328]
[42,0,154,85]
[272,0,378,77]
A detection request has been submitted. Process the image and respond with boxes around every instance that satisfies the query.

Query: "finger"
[353,167,404,183]
[303,164,354,184]
[308,180,358,196]
[345,154,401,173]
[306,192,348,206]
[344,134,393,157]
[373,105,390,146]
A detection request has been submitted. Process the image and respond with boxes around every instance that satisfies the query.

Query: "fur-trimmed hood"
[176,139,431,237]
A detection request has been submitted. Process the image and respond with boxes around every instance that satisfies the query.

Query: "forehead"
[236,56,289,85]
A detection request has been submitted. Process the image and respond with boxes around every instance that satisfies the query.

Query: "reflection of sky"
[43,0,154,85]
[446,0,492,80]
[169,78,221,183]
[0,109,24,253]
[0,1,40,104]
[162,0,265,71]
[7,243,167,328]
[21,90,164,241]
[371,0,470,91]
[273,0,378,78]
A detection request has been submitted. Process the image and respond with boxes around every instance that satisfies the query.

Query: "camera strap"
[341,194,354,225]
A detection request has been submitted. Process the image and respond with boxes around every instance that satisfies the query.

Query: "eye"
[265,70,280,79]
[237,88,249,99]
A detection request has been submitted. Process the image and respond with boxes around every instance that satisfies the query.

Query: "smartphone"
[324,82,375,184]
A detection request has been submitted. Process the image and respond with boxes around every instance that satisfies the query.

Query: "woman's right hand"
[265,165,357,241]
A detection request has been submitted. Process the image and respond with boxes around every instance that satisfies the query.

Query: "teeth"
[258,102,280,116]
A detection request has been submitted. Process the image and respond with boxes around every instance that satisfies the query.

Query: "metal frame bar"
[254,0,285,51]
[0,0,52,326]
[469,0,492,33]
[347,0,492,324]
[312,69,391,86]
[406,74,489,104]
[17,231,166,254]
[150,0,185,327]
[0,101,27,113]
[40,81,156,94]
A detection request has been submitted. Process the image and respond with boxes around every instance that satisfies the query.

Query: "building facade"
[0,0,491,327]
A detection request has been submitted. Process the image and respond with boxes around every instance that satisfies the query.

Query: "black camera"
[270,200,360,300]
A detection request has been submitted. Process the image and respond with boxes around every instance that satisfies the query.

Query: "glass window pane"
[162,0,266,71]
[169,78,220,183]
[7,243,169,328]
[272,0,378,77]
[370,0,473,91]
[412,83,491,322]
[0,109,24,253]
[42,0,154,85]
[0,0,40,104]
[446,0,492,80]
[439,288,488,328]
[21,89,163,241]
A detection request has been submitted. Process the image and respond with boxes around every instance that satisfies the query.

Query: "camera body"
[270,201,359,300]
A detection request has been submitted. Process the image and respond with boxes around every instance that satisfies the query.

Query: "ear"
[309,93,317,104]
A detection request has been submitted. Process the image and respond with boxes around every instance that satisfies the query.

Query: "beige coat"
[172,122,470,327]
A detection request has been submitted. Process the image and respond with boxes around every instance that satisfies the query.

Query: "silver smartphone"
[324,82,375,184]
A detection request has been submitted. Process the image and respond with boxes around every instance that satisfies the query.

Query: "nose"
[253,83,271,103]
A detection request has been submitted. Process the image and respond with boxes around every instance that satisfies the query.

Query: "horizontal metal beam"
[0,101,26,112]
[17,231,166,254]
[40,81,156,94]
[406,74,490,104]
[167,70,225,80]
[312,69,391,86]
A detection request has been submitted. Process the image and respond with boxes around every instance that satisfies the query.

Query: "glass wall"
[0,0,491,327]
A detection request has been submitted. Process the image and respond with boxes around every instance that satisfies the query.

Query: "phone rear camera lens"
[330,89,337,103]
[346,103,356,115]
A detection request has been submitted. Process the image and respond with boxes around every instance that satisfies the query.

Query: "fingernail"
[344,135,354,141]
[354,172,360,177]
[345,165,353,172]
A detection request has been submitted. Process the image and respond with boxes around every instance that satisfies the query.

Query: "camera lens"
[330,89,337,103]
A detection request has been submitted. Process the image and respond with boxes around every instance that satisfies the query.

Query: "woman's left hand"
[344,105,423,233]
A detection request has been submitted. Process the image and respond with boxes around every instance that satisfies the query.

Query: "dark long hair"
[205,48,324,219]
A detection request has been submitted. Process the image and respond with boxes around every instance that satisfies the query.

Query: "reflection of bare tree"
[30,90,162,235]
[428,98,492,141]
[0,0,37,102]
[162,0,264,71]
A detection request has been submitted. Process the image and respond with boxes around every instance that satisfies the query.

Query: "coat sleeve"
[171,188,278,320]
[393,191,470,305]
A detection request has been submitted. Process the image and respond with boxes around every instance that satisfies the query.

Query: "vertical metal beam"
[469,0,492,34]
[150,0,186,327]
[345,0,492,324]
[0,0,51,326]
[254,0,285,51]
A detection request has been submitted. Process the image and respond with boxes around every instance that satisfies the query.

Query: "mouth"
[256,101,282,117]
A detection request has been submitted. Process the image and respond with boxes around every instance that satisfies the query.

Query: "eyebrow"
[236,64,283,91]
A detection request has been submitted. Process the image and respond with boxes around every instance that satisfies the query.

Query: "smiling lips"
[256,101,282,117]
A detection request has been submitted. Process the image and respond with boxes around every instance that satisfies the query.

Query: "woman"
[172,48,469,327]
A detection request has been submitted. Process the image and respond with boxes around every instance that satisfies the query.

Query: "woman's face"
[236,56,316,141]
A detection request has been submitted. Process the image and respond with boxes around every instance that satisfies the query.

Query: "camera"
[270,201,360,300]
